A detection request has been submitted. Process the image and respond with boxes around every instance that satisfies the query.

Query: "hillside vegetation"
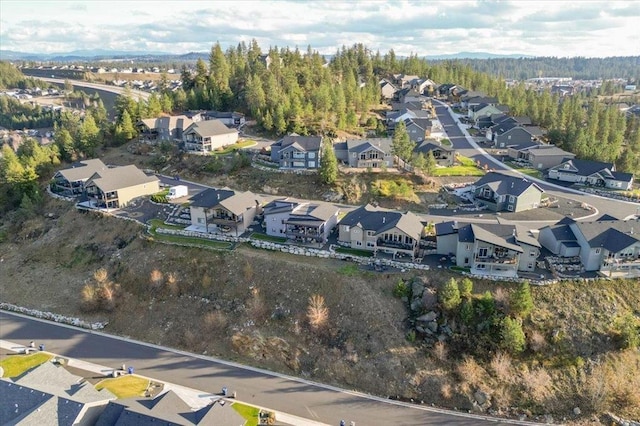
[0,196,638,424]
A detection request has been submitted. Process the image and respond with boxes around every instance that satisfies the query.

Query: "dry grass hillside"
[1,197,638,424]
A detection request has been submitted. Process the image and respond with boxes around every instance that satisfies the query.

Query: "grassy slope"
[0,353,53,377]
[1,197,638,422]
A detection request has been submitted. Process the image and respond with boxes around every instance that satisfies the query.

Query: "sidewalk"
[0,339,329,426]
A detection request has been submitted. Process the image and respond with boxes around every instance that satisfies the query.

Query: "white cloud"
[0,0,638,57]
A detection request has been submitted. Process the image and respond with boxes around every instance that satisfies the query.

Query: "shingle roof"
[277,135,322,152]
[548,224,578,241]
[190,188,236,208]
[414,140,455,155]
[554,158,615,177]
[219,191,262,215]
[457,223,536,252]
[573,219,640,252]
[0,380,52,424]
[525,145,574,157]
[184,119,237,137]
[340,204,423,239]
[56,158,107,182]
[86,165,159,193]
[474,171,543,197]
[140,115,193,131]
[346,138,392,154]
[612,170,634,183]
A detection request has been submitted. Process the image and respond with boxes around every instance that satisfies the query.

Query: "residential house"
[413,140,456,166]
[84,165,160,209]
[472,171,544,212]
[379,80,399,100]
[410,78,436,95]
[386,108,431,131]
[182,119,239,153]
[436,221,541,277]
[338,204,424,260]
[547,158,634,190]
[137,115,195,142]
[489,121,544,149]
[468,103,509,122]
[96,390,247,426]
[515,144,576,170]
[539,216,640,277]
[404,118,432,143]
[396,87,424,104]
[189,188,262,235]
[390,101,430,112]
[52,158,108,195]
[270,134,323,169]
[263,198,339,244]
[463,95,498,109]
[392,74,420,88]
[1,362,115,426]
[202,110,246,127]
[334,138,394,168]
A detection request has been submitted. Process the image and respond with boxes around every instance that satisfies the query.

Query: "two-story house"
[413,140,456,166]
[404,118,432,143]
[270,135,323,169]
[182,119,239,153]
[137,115,195,142]
[263,198,340,244]
[334,138,394,168]
[189,188,262,235]
[472,171,544,212]
[338,204,424,260]
[52,158,108,196]
[547,158,634,190]
[84,165,160,209]
[436,221,541,277]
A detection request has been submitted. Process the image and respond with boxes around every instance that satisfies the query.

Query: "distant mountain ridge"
[2,49,536,62]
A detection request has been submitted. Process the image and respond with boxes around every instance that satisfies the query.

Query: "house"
[202,110,246,127]
[189,188,262,235]
[548,158,634,190]
[270,134,322,169]
[396,87,424,104]
[84,165,160,209]
[463,95,498,109]
[96,390,247,426]
[471,171,544,212]
[467,103,508,122]
[182,119,239,153]
[392,74,420,88]
[484,115,532,139]
[380,80,398,100]
[334,138,394,168]
[489,121,543,149]
[404,118,432,143]
[539,216,640,277]
[52,158,108,195]
[517,145,576,170]
[338,204,424,260]
[413,140,456,166]
[410,78,436,95]
[1,362,115,426]
[137,115,195,142]
[263,198,340,244]
[436,221,541,277]
[386,108,431,131]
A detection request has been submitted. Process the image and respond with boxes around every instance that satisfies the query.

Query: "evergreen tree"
[439,277,461,311]
[392,121,414,161]
[118,109,135,141]
[510,281,534,319]
[319,142,338,184]
[501,317,526,354]
[424,150,437,176]
[458,278,473,299]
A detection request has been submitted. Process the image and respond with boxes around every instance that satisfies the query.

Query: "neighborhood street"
[0,311,537,426]
[433,102,640,220]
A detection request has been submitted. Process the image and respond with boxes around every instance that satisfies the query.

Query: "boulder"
[573,407,581,415]
[411,280,425,298]
[416,311,437,323]
[426,321,438,333]
[474,390,489,406]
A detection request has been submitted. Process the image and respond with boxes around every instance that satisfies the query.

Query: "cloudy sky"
[1,0,639,57]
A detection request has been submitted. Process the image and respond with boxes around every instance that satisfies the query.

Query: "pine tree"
[424,150,437,176]
[509,281,534,319]
[439,277,461,311]
[392,121,414,161]
[118,109,135,141]
[319,143,338,184]
[501,317,526,354]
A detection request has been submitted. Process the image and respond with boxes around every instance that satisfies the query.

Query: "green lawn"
[337,263,362,276]
[440,138,452,146]
[210,140,256,155]
[250,232,287,243]
[148,219,187,231]
[457,155,477,167]
[0,353,52,378]
[96,375,149,398]
[433,166,485,177]
[513,168,543,179]
[335,247,374,257]
[231,402,260,426]
[148,227,232,250]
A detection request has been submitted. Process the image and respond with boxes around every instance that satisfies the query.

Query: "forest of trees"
[447,56,640,81]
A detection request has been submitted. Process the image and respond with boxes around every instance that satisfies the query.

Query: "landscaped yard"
[96,375,149,398]
[211,140,256,155]
[250,232,287,243]
[432,156,485,177]
[335,247,374,257]
[0,353,52,378]
[148,226,233,250]
[231,402,260,426]
[148,219,187,231]
[512,167,543,179]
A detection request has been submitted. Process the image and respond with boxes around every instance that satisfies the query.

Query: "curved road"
[0,311,540,426]
[39,77,151,101]
[433,101,640,220]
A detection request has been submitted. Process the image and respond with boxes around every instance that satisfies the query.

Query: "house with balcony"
[52,158,108,196]
[84,165,160,209]
[189,188,262,236]
[539,215,640,277]
[507,144,576,170]
[182,119,239,153]
[137,115,195,142]
[334,138,394,168]
[471,171,544,212]
[547,158,634,190]
[436,221,541,277]
[337,204,424,260]
[270,134,322,169]
[413,140,456,166]
[263,198,340,244]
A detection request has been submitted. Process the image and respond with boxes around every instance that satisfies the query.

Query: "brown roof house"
[183,119,239,153]
[189,188,262,236]
[84,165,160,209]
[52,158,108,196]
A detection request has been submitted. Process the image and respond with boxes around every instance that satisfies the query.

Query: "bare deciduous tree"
[307,294,329,330]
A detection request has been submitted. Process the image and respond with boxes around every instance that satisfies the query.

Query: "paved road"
[433,101,640,220]
[39,77,150,101]
[0,312,536,426]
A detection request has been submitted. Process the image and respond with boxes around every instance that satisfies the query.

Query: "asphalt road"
[0,312,532,426]
[433,102,640,220]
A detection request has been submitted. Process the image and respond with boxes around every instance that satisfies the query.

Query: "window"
[478,247,488,257]
[507,205,514,212]
[528,262,534,269]
[197,218,204,224]
[595,248,601,254]
[366,231,375,236]
[530,250,537,257]
[466,244,471,251]
[366,241,375,248]
[308,161,316,168]
[509,195,516,203]
[308,152,315,159]
[356,241,362,246]
[344,226,350,232]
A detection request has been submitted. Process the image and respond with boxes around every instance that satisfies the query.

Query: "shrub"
[307,294,329,331]
[406,329,416,342]
[611,312,640,349]
[439,277,461,311]
[392,279,410,298]
[458,277,473,299]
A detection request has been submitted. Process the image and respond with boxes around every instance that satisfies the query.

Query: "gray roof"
[573,219,640,253]
[457,223,540,252]
[190,188,261,214]
[414,140,455,155]
[184,119,237,137]
[474,171,543,197]
[525,145,574,158]
[405,118,432,130]
[190,400,247,426]
[265,199,339,222]
[55,158,107,182]
[0,380,52,424]
[190,188,235,208]
[274,135,322,153]
[340,204,424,240]
[86,165,159,193]
[552,158,615,178]
[139,115,193,131]
[548,224,578,242]
[346,138,392,154]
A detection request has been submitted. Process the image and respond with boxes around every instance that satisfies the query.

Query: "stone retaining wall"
[0,302,107,330]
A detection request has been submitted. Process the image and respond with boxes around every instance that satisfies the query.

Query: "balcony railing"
[208,216,241,225]
[475,255,517,264]
[377,240,415,250]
